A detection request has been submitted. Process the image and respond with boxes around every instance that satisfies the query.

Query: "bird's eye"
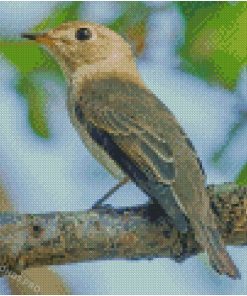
[75,28,92,41]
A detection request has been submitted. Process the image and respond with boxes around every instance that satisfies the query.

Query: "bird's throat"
[71,57,144,91]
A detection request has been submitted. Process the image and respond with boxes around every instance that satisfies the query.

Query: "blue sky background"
[0,1,246,294]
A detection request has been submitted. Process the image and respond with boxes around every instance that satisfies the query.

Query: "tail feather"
[195,222,240,279]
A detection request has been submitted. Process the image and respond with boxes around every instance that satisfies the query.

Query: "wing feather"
[75,79,191,231]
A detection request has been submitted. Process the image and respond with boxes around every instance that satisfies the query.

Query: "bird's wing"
[76,78,190,231]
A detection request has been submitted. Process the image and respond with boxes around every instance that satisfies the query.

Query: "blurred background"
[0,1,246,294]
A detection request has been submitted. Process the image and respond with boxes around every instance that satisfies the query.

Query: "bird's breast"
[67,91,126,180]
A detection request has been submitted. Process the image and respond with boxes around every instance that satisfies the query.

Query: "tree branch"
[0,183,246,275]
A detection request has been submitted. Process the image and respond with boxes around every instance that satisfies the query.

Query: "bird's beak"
[21,32,53,46]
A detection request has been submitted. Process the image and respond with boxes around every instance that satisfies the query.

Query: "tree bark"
[0,183,246,275]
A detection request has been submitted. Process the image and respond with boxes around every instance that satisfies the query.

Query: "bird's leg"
[92,176,129,209]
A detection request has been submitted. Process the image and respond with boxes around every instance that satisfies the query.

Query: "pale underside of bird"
[21,21,240,279]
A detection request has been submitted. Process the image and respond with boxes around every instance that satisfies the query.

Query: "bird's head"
[22,21,135,79]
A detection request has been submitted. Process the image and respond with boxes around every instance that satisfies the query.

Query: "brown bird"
[22,21,240,278]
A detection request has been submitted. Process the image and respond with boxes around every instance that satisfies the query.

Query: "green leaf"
[0,41,59,74]
[177,2,219,19]
[236,163,247,185]
[0,2,82,138]
[177,2,247,90]
[0,1,82,74]
[32,2,82,32]
[17,75,50,138]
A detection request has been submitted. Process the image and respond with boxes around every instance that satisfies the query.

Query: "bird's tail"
[195,221,240,279]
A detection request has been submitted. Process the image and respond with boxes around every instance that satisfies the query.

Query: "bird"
[22,21,240,278]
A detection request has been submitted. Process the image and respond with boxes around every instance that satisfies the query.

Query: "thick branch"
[0,183,246,275]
